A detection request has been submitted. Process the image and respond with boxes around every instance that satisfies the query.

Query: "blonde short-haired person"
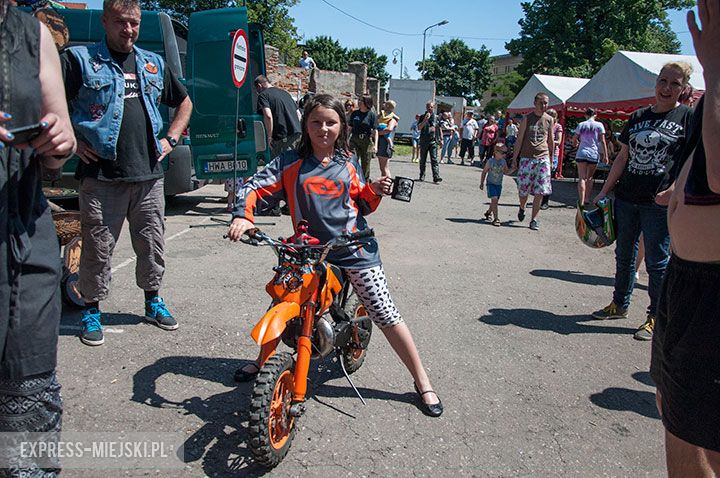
[592,61,694,342]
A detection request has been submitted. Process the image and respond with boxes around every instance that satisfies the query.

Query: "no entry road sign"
[231,29,249,88]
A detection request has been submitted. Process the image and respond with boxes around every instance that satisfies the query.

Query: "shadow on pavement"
[590,387,660,419]
[307,360,418,417]
[131,355,418,476]
[530,269,648,291]
[632,371,655,387]
[165,193,227,218]
[131,355,273,477]
[478,308,637,335]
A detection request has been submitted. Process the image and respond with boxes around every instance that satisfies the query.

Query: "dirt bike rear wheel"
[249,352,297,467]
[341,296,372,374]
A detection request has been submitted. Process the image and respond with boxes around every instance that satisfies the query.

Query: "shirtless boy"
[650,1,720,475]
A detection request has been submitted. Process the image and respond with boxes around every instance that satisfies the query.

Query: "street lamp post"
[421,20,448,79]
[392,48,403,79]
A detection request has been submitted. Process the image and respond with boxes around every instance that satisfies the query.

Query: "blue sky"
[85,0,697,79]
[287,0,696,79]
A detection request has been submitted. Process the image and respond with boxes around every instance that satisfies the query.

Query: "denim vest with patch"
[66,39,164,160]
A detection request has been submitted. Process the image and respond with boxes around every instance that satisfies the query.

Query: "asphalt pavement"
[57,155,662,477]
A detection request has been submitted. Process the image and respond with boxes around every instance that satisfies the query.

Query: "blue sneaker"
[80,308,104,346]
[145,297,178,330]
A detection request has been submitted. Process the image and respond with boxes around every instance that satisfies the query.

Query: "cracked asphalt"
[57,156,664,477]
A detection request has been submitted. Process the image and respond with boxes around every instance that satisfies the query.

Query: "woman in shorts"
[377,100,399,178]
[573,108,608,205]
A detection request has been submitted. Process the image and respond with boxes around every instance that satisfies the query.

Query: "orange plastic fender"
[250,302,301,345]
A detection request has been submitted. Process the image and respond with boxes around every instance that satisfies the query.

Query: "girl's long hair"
[297,94,351,159]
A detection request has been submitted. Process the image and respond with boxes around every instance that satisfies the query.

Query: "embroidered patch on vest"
[144,62,158,74]
[89,104,106,121]
[90,58,102,72]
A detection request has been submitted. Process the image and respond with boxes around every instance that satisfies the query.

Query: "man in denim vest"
[61,0,192,346]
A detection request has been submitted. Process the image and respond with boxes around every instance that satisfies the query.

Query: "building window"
[505,65,512,73]
[493,67,498,75]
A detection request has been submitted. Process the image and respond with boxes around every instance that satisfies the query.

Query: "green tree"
[139,0,301,61]
[416,39,492,103]
[483,70,525,113]
[506,0,694,78]
[304,36,348,72]
[348,47,390,84]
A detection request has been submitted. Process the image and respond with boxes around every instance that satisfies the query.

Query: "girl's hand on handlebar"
[227,217,254,241]
[371,176,393,196]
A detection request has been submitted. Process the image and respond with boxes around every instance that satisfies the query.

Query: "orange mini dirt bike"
[238,220,374,467]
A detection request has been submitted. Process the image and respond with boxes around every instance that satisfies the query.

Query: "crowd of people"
[1,0,719,475]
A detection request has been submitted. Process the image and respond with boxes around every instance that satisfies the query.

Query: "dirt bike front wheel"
[249,352,297,467]
[340,296,372,374]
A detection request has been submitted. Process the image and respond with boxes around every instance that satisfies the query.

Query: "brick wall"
[264,45,372,103]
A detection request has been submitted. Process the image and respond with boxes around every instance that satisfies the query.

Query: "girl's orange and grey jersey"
[232,150,383,268]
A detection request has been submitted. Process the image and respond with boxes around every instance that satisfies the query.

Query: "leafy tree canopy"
[304,36,349,72]
[140,0,301,61]
[304,37,390,84]
[483,70,525,113]
[348,47,390,85]
[506,0,694,78]
[416,39,493,103]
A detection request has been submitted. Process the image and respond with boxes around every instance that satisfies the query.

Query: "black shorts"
[377,135,393,158]
[650,254,720,452]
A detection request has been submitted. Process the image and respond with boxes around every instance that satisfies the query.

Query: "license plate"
[203,160,248,173]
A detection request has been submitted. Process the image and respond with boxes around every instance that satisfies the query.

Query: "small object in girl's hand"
[391,176,414,202]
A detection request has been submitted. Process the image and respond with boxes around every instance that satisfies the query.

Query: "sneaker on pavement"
[540,202,549,210]
[529,219,539,230]
[517,207,526,222]
[433,177,443,184]
[447,159,454,164]
[633,314,656,341]
[591,302,629,320]
[80,308,104,346]
[492,218,501,227]
[484,210,492,221]
[145,297,179,330]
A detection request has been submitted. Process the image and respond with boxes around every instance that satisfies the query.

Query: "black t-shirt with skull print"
[615,104,691,204]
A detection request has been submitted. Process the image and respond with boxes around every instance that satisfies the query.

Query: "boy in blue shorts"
[480,143,511,226]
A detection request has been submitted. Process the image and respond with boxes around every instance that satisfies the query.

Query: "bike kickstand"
[336,350,366,406]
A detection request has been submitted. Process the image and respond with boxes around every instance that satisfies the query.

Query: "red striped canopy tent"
[565,51,705,119]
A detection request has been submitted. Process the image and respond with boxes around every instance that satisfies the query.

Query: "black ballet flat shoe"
[234,363,259,383]
[414,383,443,417]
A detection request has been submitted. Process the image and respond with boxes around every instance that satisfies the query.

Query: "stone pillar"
[367,78,379,111]
[264,45,280,83]
[348,61,367,98]
[379,86,387,106]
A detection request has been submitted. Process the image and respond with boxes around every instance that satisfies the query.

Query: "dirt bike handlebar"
[239,227,375,263]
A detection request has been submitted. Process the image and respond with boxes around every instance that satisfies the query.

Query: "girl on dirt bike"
[227,94,442,417]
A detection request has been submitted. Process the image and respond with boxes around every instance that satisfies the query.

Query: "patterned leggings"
[345,265,404,329]
[0,371,62,477]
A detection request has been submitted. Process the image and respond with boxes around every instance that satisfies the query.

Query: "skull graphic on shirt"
[628,129,671,175]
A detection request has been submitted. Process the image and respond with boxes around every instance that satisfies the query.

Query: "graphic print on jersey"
[124,73,139,99]
[627,118,684,175]
[303,176,345,198]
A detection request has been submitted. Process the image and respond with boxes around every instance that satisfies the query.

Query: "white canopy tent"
[506,74,589,114]
[566,51,704,117]
[506,75,589,177]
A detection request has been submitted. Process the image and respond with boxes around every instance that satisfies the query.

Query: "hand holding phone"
[5,122,46,146]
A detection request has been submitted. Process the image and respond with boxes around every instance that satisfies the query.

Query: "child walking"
[480,143,511,226]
